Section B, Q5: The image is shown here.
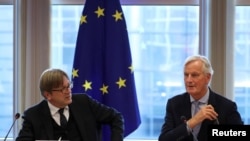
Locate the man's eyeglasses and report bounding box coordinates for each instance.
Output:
[52,82,73,93]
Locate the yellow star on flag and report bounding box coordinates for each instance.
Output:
[116,77,126,88]
[128,65,134,73]
[100,84,109,94]
[80,15,87,24]
[82,80,92,91]
[112,10,122,22]
[95,6,105,18]
[72,68,79,78]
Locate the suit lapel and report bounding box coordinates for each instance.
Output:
[40,100,54,139]
[181,93,192,120]
[69,101,87,141]
[207,90,217,110]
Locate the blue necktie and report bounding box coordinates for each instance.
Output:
[193,101,201,137]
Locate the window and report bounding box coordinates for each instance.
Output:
[234,5,250,124]
[0,4,13,138]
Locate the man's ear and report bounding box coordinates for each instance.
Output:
[206,73,211,80]
[206,73,212,85]
[43,91,51,100]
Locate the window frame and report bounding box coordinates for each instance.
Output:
[51,0,199,5]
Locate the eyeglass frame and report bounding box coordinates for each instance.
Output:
[51,82,73,93]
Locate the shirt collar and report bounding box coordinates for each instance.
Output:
[190,89,209,104]
[47,101,69,116]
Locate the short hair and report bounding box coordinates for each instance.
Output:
[39,68,69,96]
[184,55,214,75]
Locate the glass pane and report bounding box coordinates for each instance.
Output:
[0,5,14,138]
[235,6,250,124]
[51,5,199,139]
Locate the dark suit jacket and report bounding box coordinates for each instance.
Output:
[16,94,124,141]
[158,88,243,141]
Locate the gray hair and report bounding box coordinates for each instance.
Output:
[184,55,214,75]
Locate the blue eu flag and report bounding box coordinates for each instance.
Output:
[71,0,141,140]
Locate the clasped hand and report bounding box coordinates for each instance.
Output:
[187,104,218,129]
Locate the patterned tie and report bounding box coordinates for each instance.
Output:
[192,101,201,137]
[58,108,67,128]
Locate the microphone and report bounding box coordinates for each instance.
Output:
[214,118,219,124]
[210,104,219,125]
[181,116,186,122]
[181,116,199,141]
[4,113,21,141]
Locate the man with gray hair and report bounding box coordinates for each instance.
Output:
[159,55,243,141]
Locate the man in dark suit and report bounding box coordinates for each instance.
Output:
[16,68,124,141]
[158,55,243,141]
